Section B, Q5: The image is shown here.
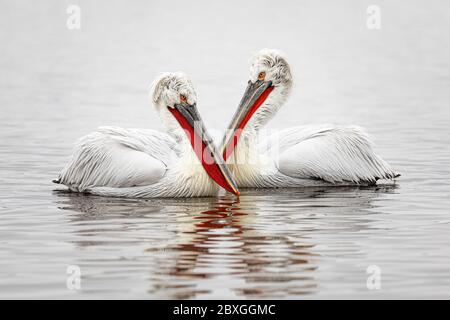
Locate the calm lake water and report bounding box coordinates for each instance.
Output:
[1,0,450,299]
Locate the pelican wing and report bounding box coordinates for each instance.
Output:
[269,125,398,184]
[56,126,178,191]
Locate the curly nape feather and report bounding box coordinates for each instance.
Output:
[250,49,292,87]
[150,72,197,107]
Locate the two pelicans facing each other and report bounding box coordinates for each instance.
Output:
[54,49,399,198]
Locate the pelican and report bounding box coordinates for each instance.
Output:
[54,72,239,198]
[220,49,399,188]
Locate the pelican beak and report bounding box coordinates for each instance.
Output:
[220,80,274,160]
[168,103,240,196]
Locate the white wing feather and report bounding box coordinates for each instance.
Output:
[270,125,399,184]
[56,126,178,191]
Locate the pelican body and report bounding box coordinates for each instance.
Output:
[55,73,239,198]
[220,49,399,188]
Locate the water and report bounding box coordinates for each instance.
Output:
[1,0,450,299]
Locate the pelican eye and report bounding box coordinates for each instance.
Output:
[180,94,187,103]
[258,72,266,81]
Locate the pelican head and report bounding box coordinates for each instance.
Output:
[221,49,293,160]
[151,72,240,196]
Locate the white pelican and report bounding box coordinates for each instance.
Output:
[220,49,399,188]
[54,72,239,198]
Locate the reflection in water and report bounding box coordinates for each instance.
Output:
[53,185,396,299]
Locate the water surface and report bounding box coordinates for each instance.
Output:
[1,0,450,299]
